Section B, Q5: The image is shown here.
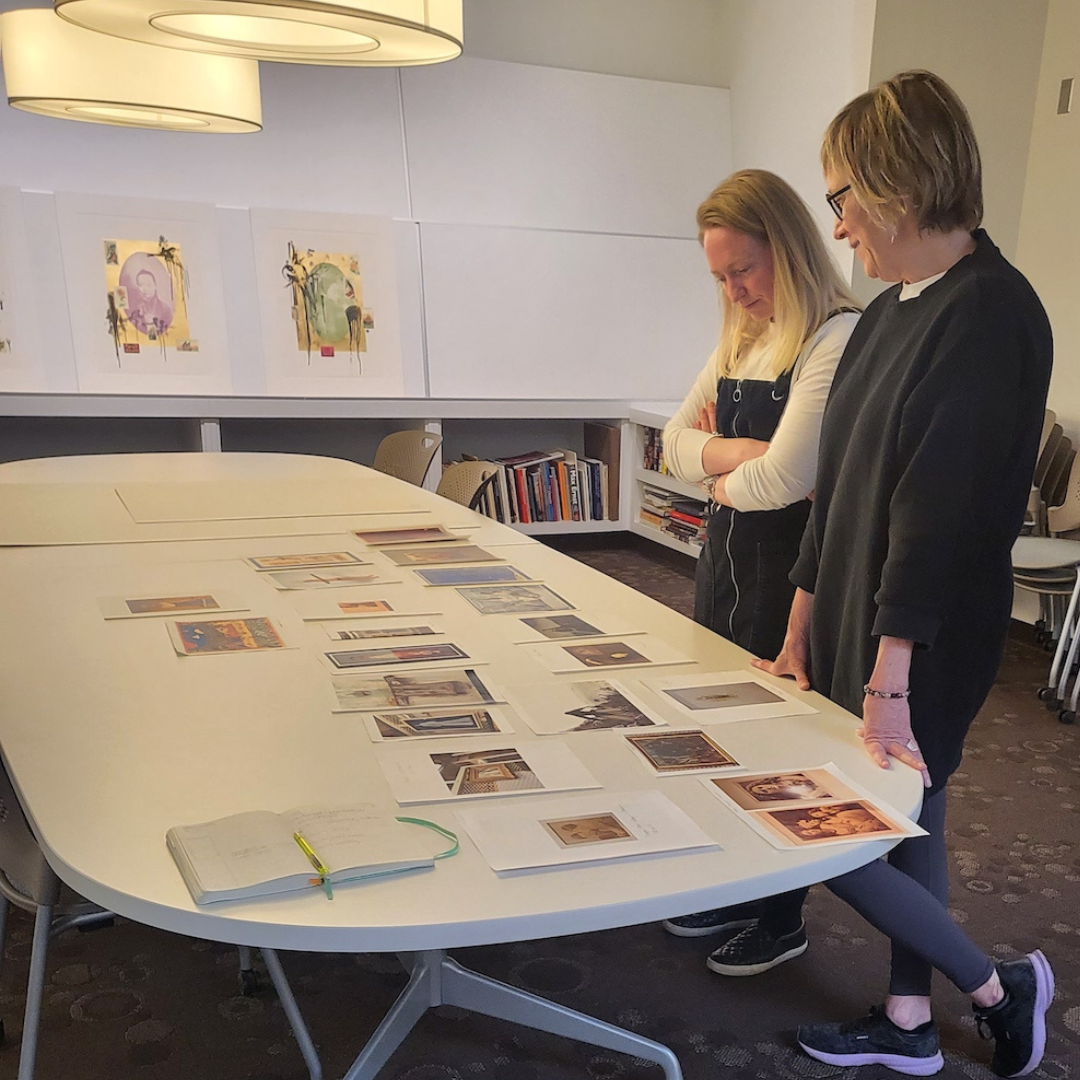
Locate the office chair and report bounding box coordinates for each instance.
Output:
[435,460,500,514]
[372,430,442,487]
[0,761,322,1080]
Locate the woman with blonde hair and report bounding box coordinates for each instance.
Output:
[757,71,1053,1076]
[660,169,860,974]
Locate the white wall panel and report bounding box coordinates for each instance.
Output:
[402,58,731,237]
[422,223,717,400]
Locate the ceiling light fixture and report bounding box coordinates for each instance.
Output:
[54,1,463,66]
[0,9,262,133]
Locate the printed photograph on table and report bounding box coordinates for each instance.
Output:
[296,596,441,622]
[355,525,462,546]
[245,551,368,571]
[624,730,741,774]
[98,591,247,620]
[710,767,863,811]
[381,545,502,567]
[510,613,643,643]
[455,584,574,615]
[512,679,667,735]
[756,801,911,847]
[524,636,694,674]
[324,642,471,671]
[644,670,818,723]
[322,623,443,642]
[330,668,500,713]
[414,565,532,588]
[364,707,512,741]
[268,568,391,590]
[167,616,290,656]
[542,813,634,848]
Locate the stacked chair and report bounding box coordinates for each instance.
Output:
[372,430,443,487]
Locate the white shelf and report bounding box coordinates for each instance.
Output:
[516,519,624,536]
[631,520,702,559]
[635,468,707,503]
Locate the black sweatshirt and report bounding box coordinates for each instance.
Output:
[791,231,1052,793]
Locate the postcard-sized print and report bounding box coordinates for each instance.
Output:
[455,584,575,616]
[296,596,441,622]
[322,623,442,642]
[709,767,863,812]
[753,801,912,848]
[542,813,633,848]
[324,642,471,671]
[355,525,461,546]
[268,568,393,590]
[98,590,247,620]
[167,616,291,657]
[523,636,694,674]
[382,544,503,567]
[376,739,600,806]
[414,565,533,588]
[624,730,742,775]
[454,789,718,873]
[245,551,368,572]
[363,706,513,742]
[643,670,818,724]
[330,668,502,713]
[510,613,643,644]
[512,679,668,735]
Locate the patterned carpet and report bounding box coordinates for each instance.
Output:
[2,538,1077,1080]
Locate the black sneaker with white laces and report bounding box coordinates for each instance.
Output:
[661,900,762,938]
[705,921,808,976]
[973,950,1054,1077]
[797,1005,944,1076]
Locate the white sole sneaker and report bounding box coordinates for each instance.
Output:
[706,937,808,976]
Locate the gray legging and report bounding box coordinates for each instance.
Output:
[826,789,995,997]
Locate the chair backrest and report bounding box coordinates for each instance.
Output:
[0,757,60,909]
[372,430,442,487]
[435,460,498,512]
[1034,423,1063,490]
[1043,436,1074,510]
[1049,446,1080,535]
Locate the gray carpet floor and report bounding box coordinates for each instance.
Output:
[1,540,1077,1080]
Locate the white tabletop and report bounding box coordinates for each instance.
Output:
[0,453,922,953]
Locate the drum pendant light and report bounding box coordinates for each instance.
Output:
[0,9,262,133]
[54,1,463,66]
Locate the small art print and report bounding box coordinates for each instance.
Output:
[128,594,221,614]
[326,624,439,642]
[383,545,501,567]
[332,668,497,712]
[625,730,740,774]
[355,525,460,546]
[542,814,634,848]
[561,641,649,668]
[325,643,469,670]
[757,800,907,847]
[456,584,574,615]
[269,568,386,590]
[338,600,395,616]
[431,748,543,797]
[520,615,606,640]
[246,551,367,571]
[414,565,531,587]
[372,710,501,739]
[709,769,861,812]
[663,680,784,711]
[171,617,286,655]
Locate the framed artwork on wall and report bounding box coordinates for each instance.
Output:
[55,193,233,396]
[250,208,405,397]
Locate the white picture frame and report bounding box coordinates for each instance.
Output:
[0,187,48,391]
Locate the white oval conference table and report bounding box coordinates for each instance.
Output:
[0,452,922,1080]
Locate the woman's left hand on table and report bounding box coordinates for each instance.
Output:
[857,695,932,788]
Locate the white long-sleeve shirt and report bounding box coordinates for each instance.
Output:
[661,312,858,512]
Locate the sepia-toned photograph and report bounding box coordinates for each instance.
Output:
[542,813,634,848]
[710,768,861,811]
[561,641,649,668]
[625,730,740,773]
[662,680,784,711]
[429,748,543,796]
[756,800,907,847]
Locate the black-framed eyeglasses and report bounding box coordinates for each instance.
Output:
[826,184,851,221]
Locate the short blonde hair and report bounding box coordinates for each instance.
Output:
[821,70,982,233]
[697,169,859,380]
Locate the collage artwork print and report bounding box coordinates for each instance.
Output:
[104,237,196,362]
[283,242,374,369]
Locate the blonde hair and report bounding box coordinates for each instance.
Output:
[821,70,982,233]
[697,169,859,380]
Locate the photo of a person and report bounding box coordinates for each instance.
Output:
[767,802,896,842]
[118,254,174,337]
[542,814,633,847]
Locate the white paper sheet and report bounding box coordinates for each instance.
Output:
[376,738,600,805]
[522,635,695,674]
[641,670,818,723]
[456,789,718,872]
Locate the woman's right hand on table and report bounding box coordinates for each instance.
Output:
[751,588,813,691]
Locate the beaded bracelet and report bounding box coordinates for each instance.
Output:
[863,684,911,699]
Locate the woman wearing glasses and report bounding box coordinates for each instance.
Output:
[757,71,1053,1077]
[660,170,859,975]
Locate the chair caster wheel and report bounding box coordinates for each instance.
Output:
[1059,710,1076,725]
[1037,686,1056,703]
[239,968,261,996]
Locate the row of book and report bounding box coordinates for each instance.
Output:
[642,425,669,474]
[460,422,621,526]
[639,484,707,549]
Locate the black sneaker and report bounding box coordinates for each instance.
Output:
[661,901,761,938]
[797,1005,944,1076]
[705,921,808,976]
[973,950,1054,1077]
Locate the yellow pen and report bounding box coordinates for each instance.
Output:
[293,832,330,877]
